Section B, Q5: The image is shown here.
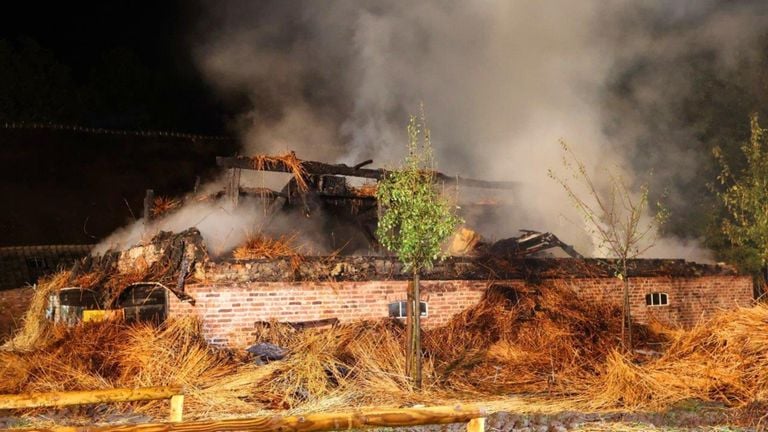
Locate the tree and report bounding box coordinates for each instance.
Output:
[714,114,768,295]
[376,113,463,388]
[548,141,667,351]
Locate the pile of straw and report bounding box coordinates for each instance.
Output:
[233,233,305,272]
[424,281,652,395]
[2,278,635,420]
[584,304,768,411]
[232,233,301,260]
[1,272,71,352]
[7,271,768,424]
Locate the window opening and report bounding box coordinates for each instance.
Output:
[645,292,669,306]
[388,301,428,318]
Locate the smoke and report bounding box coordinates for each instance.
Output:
[93,191,329,256]
[185,0,768,260]
[94,1,768,260]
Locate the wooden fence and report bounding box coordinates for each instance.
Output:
[0,386,184,424]
[1,389,490,432]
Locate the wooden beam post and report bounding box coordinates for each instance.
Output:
[467,417,485,432]
[143,189,154,231]
[169,394,184,422]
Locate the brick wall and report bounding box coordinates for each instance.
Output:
[168,275,753,347]
[551,275,752,328]
[168,280,488,347]
[0,287,34,341]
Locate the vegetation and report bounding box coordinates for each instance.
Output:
[714,115,768,294]
[549,141,667,350]
[376,113,462,388]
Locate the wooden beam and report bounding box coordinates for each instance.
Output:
[168,395,184,423]
[216,156,518,190]
[467,416,485,432]
[25,403,490,432]
[143,189,154,227]
[0,386,182,410]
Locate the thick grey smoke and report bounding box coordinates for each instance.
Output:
[190,0,768,260]
[96,1,767,259]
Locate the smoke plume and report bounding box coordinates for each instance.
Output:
[189,0,768,260]
[96,1,768,260]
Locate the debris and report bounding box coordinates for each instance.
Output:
[246,342,288,365]
[151,196,182,217]
[448,227,482,256]
[485,230,583,258]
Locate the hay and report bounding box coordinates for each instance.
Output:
[583,304,768,411]
[233,233,301,260]
[6,272,768,425]
[1,272,70,352]
[251,151,309,192]
[233,233,305,272]
[151,196,182,217]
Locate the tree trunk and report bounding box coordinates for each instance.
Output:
[405,271,422,389]
[621,261,632,352]
[756,265,768,300]
[624,277,632,351]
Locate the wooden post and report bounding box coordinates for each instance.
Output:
[143,189,154,230]
[413,271,422,388]
[226,166,241,209]
[169,394,184,422]
[467,417,485,432]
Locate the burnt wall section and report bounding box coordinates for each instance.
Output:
[169,275,753,348]
[197,256,740,284]
[0,286,34,341]
[0,245,92,290]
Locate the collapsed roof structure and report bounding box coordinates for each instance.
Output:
[146,151,581,259]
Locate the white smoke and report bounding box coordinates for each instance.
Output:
[98,1,768,260]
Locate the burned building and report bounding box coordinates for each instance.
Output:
[0,153,755,347]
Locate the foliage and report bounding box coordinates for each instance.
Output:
[714,115,768,272]
[376,114,463,273]
[548,140,668,349]
[548,140,668,270]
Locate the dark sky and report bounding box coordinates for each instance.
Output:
[0,1,240,246]
[0,0,226,133]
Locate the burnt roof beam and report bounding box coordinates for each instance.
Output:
[216,156,518,190]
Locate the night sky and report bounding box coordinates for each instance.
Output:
[0,1,235,246]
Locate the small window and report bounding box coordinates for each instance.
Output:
[645,292,669,306]
[388,301,428,318]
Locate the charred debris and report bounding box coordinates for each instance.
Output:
[150,152,579,259]
[45,152,593,324]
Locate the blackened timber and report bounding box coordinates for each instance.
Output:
[216,156,518,190]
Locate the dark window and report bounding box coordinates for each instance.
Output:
[115,283,168,323]
[645,292,669,306]
[388,301,428,318]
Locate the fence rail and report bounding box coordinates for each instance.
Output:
[0,386,184,423]
[4,400,489,432]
